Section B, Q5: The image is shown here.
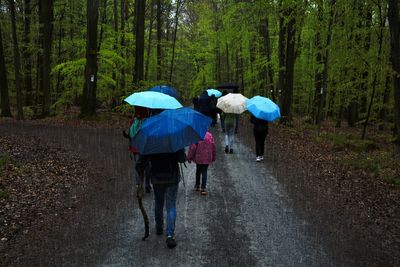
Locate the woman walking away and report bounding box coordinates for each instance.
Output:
[250,114,269,162]
[187,131,216,195]
[221,112,237,153]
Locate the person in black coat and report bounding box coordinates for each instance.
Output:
[197,90,212,118]
[135,149,186,248]
[250,114,269,162]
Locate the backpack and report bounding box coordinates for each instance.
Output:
[128,117,142,153]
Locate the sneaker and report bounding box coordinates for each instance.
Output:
[256,156,261,162]
[200,188,208,195]
[225,146,229,153]
[259,156,264,160]
[156,226,163,235]
[194,185,200,191]
[166,236,177,248]
[229,148,233,154]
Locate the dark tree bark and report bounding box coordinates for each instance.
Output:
[259,16,274,100]
[56,8,66,99]
[38,0,54,117]
[97,0,107,52]
[9,0,24,120]
[313,0,323,123]
[120,0,126,92]
[23,0,33,106]
[145,0,155,81]
[280,7,296,123]
[134,0,146,84]
[0,20,12,117]
[277,6,286,107]
[81,0,99,117]
[226,43,230,82]
[156,0,162,80]
[316,0,335,132]
[169,0,183,82]
[388,0,400,144]
[380,75,391,122]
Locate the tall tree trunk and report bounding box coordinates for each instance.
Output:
[316,0,335,132]
[313,0,323,124]
[134,0,146,84]
[120,0,126,92]
[226,43,230,82]
[81,0,99,117]
[55,8,65,99]
[388,0,400,144]
[145,0,155,81]
[23,0,33,106]
[260,16,274,100]
[156,0,162,80]
[280,8,296,124]
[39,0,54,117]
[380,75,391,122]
[0,20,12,117]
[97,0,107,51]
[169,0,183,82]
[277,9,286,107]
[9,0,24,120]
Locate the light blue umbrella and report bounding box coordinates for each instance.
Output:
[207,88,222,97]
[149,85,179,98]
[246,96,280,121]
[124,91,182,109]
[132,107,212,155]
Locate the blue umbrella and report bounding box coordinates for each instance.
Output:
[132,107,212,155]
[246,96,280,121]
[124,91,182,109]
[149,85,179,98]
[207,88,222,98]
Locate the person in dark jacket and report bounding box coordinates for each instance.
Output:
[197,90,212,118]
[250,114,269,162]
[135,149,186,248]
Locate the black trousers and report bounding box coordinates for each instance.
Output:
[253,130,267,157]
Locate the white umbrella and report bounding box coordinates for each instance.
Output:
[216,93,248,114]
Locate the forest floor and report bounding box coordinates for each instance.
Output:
[1,108,399,265]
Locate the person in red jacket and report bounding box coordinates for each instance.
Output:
[187,131,216,195]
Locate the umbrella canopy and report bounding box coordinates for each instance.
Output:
[149,85,179,98]
[132,107,212,155]
[124,91,182,109]
[246,96,280,121]
[216,93,248,114]
[207,88,222,98]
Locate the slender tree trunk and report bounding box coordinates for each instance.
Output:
[38,0,54,117]
[145,0,155,81]
[81,0,99,117]
[97,0,107,52]
[260,16,274,99]
[9,0,24,119]
[0,20,12,117]
[134,0,146,84]
[277,11,286,106]
[388,0,400,143]
[120,0,126,92]
[313,0,323,124]
[23,0,33,106]
[380,75,391,122]
[56,9,66,99]
[280,8,296,124]
[316,0,335,132]
[169,0,183,82]
[226,43,230,82]
[156,0,162,80]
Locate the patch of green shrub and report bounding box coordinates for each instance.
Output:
[383,176,400,186]
[0,155,10,168]
[345,157,380,173]
[0,189,9,199]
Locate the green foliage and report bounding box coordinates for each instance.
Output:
[319,132,377,152]
[0,189,9,199]
[383,176,400,187]
[0,155,10,168]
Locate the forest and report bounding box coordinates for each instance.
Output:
[0,0,400,143]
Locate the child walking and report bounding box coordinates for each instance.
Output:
[187,131,216,195]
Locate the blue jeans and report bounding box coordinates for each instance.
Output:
[153,183,178,237]
[195,164,209,188]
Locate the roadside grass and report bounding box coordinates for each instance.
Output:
[383,176,400,186]
[0,188,10,199]
[318,132,377,152]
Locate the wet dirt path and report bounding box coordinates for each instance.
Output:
[0,121,357,266]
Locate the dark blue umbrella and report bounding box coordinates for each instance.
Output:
[132,108,212,155]
[149,85,179,98]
